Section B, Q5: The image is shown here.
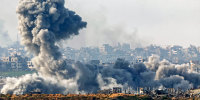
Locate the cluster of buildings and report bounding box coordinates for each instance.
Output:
[62,44,200,64]
[1,43,200,72]
[97,86,200,98]
[0,47,31,71]
[98,87,122,94]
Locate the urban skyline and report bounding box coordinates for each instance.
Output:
[0,0,200,99]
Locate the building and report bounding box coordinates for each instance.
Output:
[1,56,11,70]
[99,44,113,54]
[167,88,176,95]
[1,54,29,71]
[136,56,145,63]
[1,56,11,63]
[113,87,122,93]
[189,60,200,72]
[140,88,144,94]
[89,60,100,65]
[27,61,34,70]
[189,88,200,95]
[98,89,112,94]
[10,54,28,70]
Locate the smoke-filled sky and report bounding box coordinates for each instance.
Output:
[1,0,200,94]
[0,0,200,48]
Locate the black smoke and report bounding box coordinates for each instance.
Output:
[0,0,199,94]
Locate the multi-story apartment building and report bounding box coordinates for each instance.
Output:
[0,54,29,71]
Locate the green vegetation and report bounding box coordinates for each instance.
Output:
[0,71,36,77]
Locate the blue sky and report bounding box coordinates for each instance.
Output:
[0,0,200,48]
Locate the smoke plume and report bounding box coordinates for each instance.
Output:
[73,57,198,92]
[0,0,200,94]
[1,0,87,94]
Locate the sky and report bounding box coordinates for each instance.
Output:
[0,0,200,48]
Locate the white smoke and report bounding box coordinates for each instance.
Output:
[97,74,123,90]
[0,0,199,94]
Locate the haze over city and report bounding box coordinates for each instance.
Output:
[0,0,200,99]
[0,0,200,48]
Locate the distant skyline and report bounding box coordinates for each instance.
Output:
[0,0,200,48]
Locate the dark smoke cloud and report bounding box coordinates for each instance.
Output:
[1,0,86,94]
[155,63,200,89]
[0,0,199,94]
[159,75,192,91]
[1,53,199,94]
[73,56,197,92]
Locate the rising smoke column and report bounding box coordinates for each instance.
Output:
[1,0,200,95]
[17,0,87,76]
[0,0,86,94]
